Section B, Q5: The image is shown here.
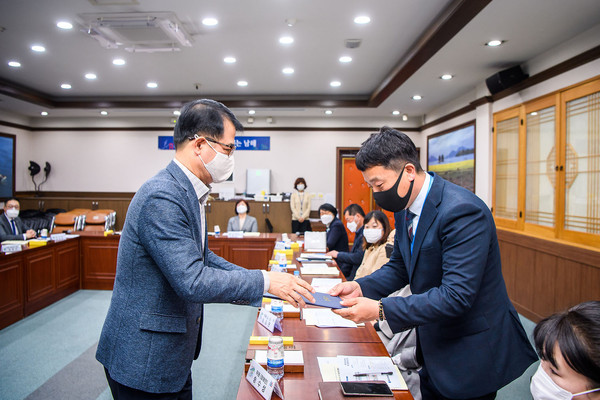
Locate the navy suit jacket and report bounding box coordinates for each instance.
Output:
[356,173,537,398]
[96,161,264,393]
[326,217,349,253]
[336,226,364,280]
[0,214,29,241]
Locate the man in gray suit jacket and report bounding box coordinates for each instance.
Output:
[96,99,314,399]
[0,198,36,241]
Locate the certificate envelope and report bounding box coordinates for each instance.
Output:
[264,292,344,309]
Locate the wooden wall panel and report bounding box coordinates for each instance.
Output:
[25,249,54,304]
[0,257,24,329]
[499,242,517,299]
[229,246,272,270]
[55,240,80,290]
[81,237,119,290]
[532,252,557,318]
[513,247,536,314]
[554,259,584,312]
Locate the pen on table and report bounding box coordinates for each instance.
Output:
[353,371,394,377]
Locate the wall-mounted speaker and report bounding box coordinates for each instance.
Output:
[486,65,528,95]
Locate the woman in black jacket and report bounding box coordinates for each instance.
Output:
[318,203,349,253]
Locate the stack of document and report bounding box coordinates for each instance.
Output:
[317,355,407,390]
[300,263,338,275]
[303,308,362,328]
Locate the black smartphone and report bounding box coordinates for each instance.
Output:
[340,381,394,396]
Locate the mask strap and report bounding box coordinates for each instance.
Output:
[573,388,600,397]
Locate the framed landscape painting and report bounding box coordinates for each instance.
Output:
[0,133,16,199]
[427,122,475,192]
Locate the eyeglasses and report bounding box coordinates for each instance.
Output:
[191,135,236,156]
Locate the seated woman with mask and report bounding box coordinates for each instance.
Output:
[318,203,348,253]
[530,300,600,400]
[353,210,395,280]
[227,200,258,232]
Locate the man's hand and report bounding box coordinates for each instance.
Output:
[268,272,315,308]
[329,281,362,300]
[326,250,339,258]
[332,297,379,324]
[25,229,36,239]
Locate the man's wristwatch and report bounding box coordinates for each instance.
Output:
[378,300,386,321]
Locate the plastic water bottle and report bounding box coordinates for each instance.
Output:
[267,336,284,380]
[214,225,220,237]
[271,299,284,328]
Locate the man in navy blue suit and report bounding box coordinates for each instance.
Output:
[332,127,537,400]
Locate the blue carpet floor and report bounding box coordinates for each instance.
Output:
[0,290,538,399]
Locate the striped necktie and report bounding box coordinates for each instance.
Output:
[406,211,416,242]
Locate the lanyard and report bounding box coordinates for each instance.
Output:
[410,174,434,254]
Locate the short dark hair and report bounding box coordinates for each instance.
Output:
[173,99,243,149]
[294,177,307,189]
[534,301,600,389]
[318,203,337,217]
[356,126,422,173]
[362,210,391,249]
[343,204,365,218]
[234,200,249,215]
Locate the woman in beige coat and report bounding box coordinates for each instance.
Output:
[290,177,311,234]
[353,210,395,280]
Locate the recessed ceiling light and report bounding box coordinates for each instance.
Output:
[100,110,108,116]
[339,56,352,63]
[85,73,97,80]
[112,58,126,66]
[40,111,48,116]
[325,110,333,115]
[392,110,400,115]
[412,95,422,100]
[31,45,46,53]
[530,111,538,116]
[173,110,181,116]
[486,39,504,47]
[224,56,236,64]
[237,80,248,87]
[8,61,21,67]
[146,82,158,88]
[354,16,371,24]
[202,18,218,26]
[279,36,294,45]
[330,81,341,87]
[61,83,71,89]
[402,114,408,121]
[56,21,73,30]
[282,67,294,75]
[440,74,453,80]
[248,110,256,115]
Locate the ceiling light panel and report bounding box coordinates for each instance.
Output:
[354,16,371,24]
[224,56,236,64]
[8,61,21,67]
[56,21,73,30]
[31,45,45,52]
[279,36,294,45]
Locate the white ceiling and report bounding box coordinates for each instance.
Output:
[0,0,599,125]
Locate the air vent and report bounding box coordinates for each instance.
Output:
[78,12,192,52]
[345,39,362,49]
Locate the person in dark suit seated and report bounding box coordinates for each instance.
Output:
[0,198,36,241]
[227,200,258,232]
[96,99,315,400]
[331,127,537,400]
[318,203,349,253]
[327,203,365,280]
[530,301,600,400]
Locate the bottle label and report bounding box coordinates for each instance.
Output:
[267,358,284,368]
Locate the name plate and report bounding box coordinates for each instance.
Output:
[257,308,282,333]
[50,233,67,242]
[246,359,284,400]
[1,244,22,253]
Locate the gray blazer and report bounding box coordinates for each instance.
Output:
[96,161,264,393]
[227,215,258,232]
[0,214,29,241]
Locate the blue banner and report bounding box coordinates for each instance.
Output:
[159,136,270,151]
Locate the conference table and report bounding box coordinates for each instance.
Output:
[236,242,414,400]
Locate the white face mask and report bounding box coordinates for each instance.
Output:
[346,220,358,233]
[6,209,19,219]
[320,214,334,225]
[530,364,600,400]
[198,138,234,183]
[237,205,248,214]
[296,184,305,191]
[363,228,383,244]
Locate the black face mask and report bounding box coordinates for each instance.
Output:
[373,166,414,212]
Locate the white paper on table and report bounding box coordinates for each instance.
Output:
[302,309,363,328]
[254,350,304,365]
[310,278,342,292]
[300,253,331,260]
[317,357,341,382]
[300,265,339,275]
[336,355,407,390]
